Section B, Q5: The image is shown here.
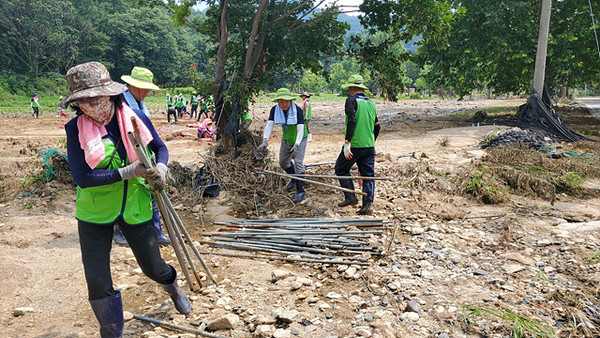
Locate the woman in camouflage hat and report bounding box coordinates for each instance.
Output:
[62,62,190,337]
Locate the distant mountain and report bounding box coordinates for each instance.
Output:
[338,13,364,36]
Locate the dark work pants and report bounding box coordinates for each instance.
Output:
[79,218,175,300]
[167,108,177,123]
[334,147,375,204]
[32,107,39,119]
[191,105,198,118]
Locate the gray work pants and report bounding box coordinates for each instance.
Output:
[279,137,307,174]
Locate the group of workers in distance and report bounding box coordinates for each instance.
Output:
[58,59,379,337]
[166,92,212,124]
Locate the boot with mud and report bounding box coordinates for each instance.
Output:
[89,291,124,338]
[161,268,191,315]
[356,201,373,215]
[293,180,306,203]
[338,193,358,207]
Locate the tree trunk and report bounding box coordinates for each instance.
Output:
[214,0,231,147]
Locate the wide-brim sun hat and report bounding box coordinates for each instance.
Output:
[341,74,369,90]
[300,92,311,98]
[60,62,127,107]
[121,66,160,90]
[272,88,296,102]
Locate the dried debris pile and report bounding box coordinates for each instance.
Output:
[201,218,387,266]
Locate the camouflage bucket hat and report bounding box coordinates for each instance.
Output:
[60,62,127,107]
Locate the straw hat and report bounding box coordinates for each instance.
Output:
[121,67,160,90]
[60,62,127,107]
[300,92,311,98]
[272,88,296,102]
[341,74,369,90]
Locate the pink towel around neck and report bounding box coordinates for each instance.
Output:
[77,104,153,168]
[117,104,153,164]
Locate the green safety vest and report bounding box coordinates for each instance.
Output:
[75,138,153,225]
[281,105,308,146]
[345,97,376,148]
[32,99,39,108]
[175,98,184,108]
[167,96,173,106]
[303,100,312,121]
[191,95,198,105]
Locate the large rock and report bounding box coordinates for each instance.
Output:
[206,314,240,331]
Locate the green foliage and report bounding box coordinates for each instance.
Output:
[411,0,600,96]
[462,165,508,204]
[585,251,600,264]
[348,30,408,100]
[408,92,422,99]
[461,305,555,338]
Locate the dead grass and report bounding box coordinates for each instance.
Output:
[481,142,600,201]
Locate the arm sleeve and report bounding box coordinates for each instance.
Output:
[295,124,304,145]
[294,104,305,145]
[374,116,381,141]
[263,120,274,139]
[139,113,168,165]
[344,97,357,142]
[65,119,122,189]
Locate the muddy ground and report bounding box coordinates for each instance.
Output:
[1,97,599,337]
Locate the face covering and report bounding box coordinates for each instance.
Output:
[77,96,115,126]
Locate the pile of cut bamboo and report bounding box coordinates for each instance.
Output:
[200,218,386,266]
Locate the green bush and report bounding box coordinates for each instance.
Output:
[409,92,422,99]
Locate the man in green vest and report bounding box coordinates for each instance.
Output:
[190,92,199,119]
[335,74,380,215]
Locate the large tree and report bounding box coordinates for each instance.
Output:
[358,0,600,98]
[0,0,75,77]
[168,0,349,141]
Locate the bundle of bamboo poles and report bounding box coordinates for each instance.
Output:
[200,218,386,266]
[129,117,217,291]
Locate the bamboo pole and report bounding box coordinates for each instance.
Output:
[133,314,227,338]
[289,173,395,181]
[129,118,217,286]
[128,132,194,290]
[199,251,370,266]
[258,170,367,196]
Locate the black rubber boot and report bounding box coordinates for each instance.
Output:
[356,201,374,215]
[338,193,358,207]
[283,166,296,191]
[162,269,191,315]
[293,180,306,203]
[89,291,124,338]
[337,179,358,207]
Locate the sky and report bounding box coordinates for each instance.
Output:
[321,0,363,16]
[193,1,364,16]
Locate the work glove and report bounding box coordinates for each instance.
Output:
[343,142,353,160]
[290,143,299,158]
[256,138,268,152]
[118,161,144,180]
[149,163,168,191]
